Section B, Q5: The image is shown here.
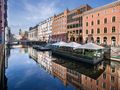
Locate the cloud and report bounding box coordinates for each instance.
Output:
[8,0,61,34]
[24,1,59,21]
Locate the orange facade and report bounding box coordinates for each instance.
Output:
[83,1,120,46]
[52,10,68,42]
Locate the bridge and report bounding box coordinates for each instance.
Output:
[6,40,29,45]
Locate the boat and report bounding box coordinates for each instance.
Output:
[51,42,105,65]
[33,45,51,51]
[37,46,51,51]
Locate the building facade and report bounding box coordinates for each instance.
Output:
[67,5,92,43]
[38,17,53,42]
[5,26,11,44]
[52,10,68,42]
[83,1,120,46]
[28,25,38,41]
[0,0,8,44]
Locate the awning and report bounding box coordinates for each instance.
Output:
[52,41,68,47]
[75,43,104,50]
[66,42,81,48]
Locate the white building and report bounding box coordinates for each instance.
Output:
[28,25,38,41]
[38,17,53,42]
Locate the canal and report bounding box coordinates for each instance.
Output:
[5,45,120,90]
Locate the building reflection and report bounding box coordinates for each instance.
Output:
[19,45,28,54]
[0,45,9,90]
[28,47,120,90]
[5,45,11,69]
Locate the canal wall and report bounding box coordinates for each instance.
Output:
[110,47,120,61]
[0,45,7,90]
[111,47,120,56]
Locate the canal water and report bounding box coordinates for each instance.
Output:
[5,46,120,90]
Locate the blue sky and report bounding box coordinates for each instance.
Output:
[8,0,116,34]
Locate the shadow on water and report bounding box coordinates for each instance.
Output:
[3,45,120,90]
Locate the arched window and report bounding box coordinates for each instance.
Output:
[112,16,115,22]
[103,37,107,45]
[97,28,100,34]
[111,36,116,46]
[97,37,100,44]
[91,21,94,26]
[97,20,100,25]
[70,36,75,42]
[104,27,107,33]
[86,22,88,26]
[91,29,94,34]
[104,18,107,24]
[86,29,88,34]
[112,26,116,33]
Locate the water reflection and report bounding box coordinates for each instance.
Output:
[6,46,120,90]
[28,47,120,90]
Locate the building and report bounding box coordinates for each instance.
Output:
[38,17,53,42]
[0,0,8,44]
[5,26,11,44]
[83,1,120,46]
[81,62,120,90]
[52,60,67,86]
[52,9,68,42]
[67,5,92,43]
[28,25,38,41]
[37,51,53,74]
[19,29,28,40]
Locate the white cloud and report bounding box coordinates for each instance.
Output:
[24,1,59,21]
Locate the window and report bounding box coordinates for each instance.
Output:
[97,20,100,25]
[111,36,116,46]
[91,29,94,34]
[111,67,115,73]
[86,16,88,19]
[103,37,107,45]
[73,24,75,28]
[111,76,115,83]
[70,25,72,28]
[98,13,100,16]
[67,25,69,29]
[97,28,100,34]
[96,80,99,85]
[92,15,93,18]
[86,30,88,34]
[76,24,79,27]
[76,30,78,34]
[111,86,115,90]
[79,29,82,33]
[112,26,115,33]
[103,73,106,79]
[86,22,88,26]
[91,21,94,26]
[104,18,107,24]
[102,82,106,89]
[97,37,100,44]
[112,16,115,22]
[104,27,107,33]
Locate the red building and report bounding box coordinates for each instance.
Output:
[83,1,120,46]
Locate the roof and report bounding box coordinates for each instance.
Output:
[52,41,68,47]
[66,42,81,48]
[75,43,104,50]
[83,0,120,15]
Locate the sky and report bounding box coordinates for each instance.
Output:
[8,0,116,35]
